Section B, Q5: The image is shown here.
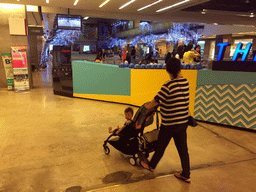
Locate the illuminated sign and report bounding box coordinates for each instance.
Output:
[217,42,256,61]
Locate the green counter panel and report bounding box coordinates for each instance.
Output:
[72,61,131,96]
[197,70,256,85]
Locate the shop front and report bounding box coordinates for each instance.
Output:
[72,58,256,131]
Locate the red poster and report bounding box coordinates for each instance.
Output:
[11,45,28,75]
[11,51,27,68]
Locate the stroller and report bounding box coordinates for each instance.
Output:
[103,103,160,166]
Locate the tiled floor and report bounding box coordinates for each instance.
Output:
[0,69,256,192]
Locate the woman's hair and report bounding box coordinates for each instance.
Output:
[194,45,201,55]
[195,45,201,50]
[185,43,193,52]
[177,45,184,59]
[165,52,172,63]
[166,57,181,79]
[125,107,133,115]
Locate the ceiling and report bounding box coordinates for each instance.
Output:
[2,0,256,25]
[182,0,256,13]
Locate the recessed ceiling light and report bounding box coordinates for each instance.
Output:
[137,0,162,11]
[119,0,135,10]
[156,0,189,12]
[46,0,49,3]
[74,0,79,5]
[99,0,110,8]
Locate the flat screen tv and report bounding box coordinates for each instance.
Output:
[57,14,82,30]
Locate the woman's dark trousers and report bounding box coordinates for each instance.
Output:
[148,123,190,178]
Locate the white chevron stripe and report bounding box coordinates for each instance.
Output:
[196,86,212,92]
[195,101,256,115]
[195,94,256,108]
[197,87,256,99]
[229,84,256,93]
[196,87,256,100]
[195,112,256,128]
[197,84,228,92]
[195,107,256,121]
[197,88,256,100]
[216,84,229,90]
[197,84,256,93]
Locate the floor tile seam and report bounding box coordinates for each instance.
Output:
[0,161,74,173]
[81,157,256,192]
[190,157,256,171]
[197,122,256,155]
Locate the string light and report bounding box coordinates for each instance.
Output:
[40,29,81,66]
[107,23,203,54]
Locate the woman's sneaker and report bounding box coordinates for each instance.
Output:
[174,173,191,183]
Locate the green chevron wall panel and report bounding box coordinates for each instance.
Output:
[194,84,256,130]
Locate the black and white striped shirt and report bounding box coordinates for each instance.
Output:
[154,77,189,126]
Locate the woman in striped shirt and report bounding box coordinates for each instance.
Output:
[141,57,191,183]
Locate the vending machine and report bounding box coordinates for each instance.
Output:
[52,46,73,97]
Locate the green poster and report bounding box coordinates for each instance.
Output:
[1,53,14,90]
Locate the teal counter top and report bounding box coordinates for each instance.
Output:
[197,70,256,85]
[72,60,131,96]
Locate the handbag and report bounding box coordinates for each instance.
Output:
[188,115,198,127]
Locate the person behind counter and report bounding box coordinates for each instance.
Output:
[193,45,201,63]
[94,55,103,63]
[131,46,136,63]
[176,45,185,62]
[165,52,172,63]
[124,53,131,64]
[138,52,153,64]
[183,43,201,64]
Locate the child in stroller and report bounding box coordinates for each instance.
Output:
[103,103,159,166]
[108,107,134,137]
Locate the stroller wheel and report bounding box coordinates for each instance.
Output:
[129,157,136,166]
[104,146,110,155]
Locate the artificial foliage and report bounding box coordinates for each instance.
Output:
[40,29,81,66]
[107,22,203,56]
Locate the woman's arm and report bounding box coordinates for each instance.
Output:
[191,49,201,57]
[145,99,159,113]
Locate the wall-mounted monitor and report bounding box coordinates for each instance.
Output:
[83,45,90,52]
[49,44,53,52]
[57,14,82,30]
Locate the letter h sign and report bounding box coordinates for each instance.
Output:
[217,42,256,61]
